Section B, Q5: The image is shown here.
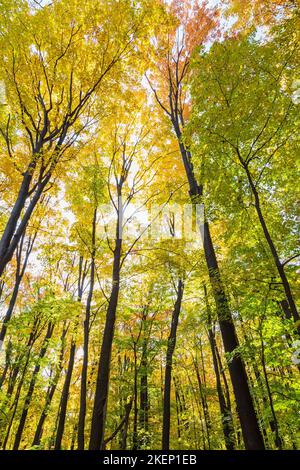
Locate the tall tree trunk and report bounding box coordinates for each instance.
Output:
[32,326,67,447]
[103,399,133,450]
[53,256,86,449]
[139,337,149,434]
[77,208,97,450]
[132,340,141,450]
[0,340,12,389]
[120,401,132,450]
[162,279,184,450]
[259,325,283,449]
[0,232,36,346]
[239,317,280,448]
[1,318,40,449]
[198,336,212,448]
[13,322,54,450]
[193,356,211,449]
[0,170,33,274]
[89,234,122,449]
[0,60,114,277]
[201,214,264,449]
[0,277,21,346]
[151,76,265,447]
[173,376,182,441]
[54,338,76,450]
[0,172,50,277]
[204,285,235,450]
[132,343,139,450]
[242,160,299,329]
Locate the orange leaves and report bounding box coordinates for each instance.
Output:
[169,0,219,55]
[147,1,219,129]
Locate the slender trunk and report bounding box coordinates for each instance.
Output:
[5,320,38,398]
[54,338,76,450]
[53,257,85,449]
[173,376,181,440]
[243,161,299,328]
[120,401,132,450]
[0,172,49,277]
[1,320,40,449]
[2,357,31,449]
[32,373,60,447]
[173,122,264,449]
[193,358,211,449]
[239,318,279,448]
[204,284,235,450]
[13,322,54,450]
[132,343,139,450]
[54,256,86,450]
[246,360,270,448]
[198,336,212,448]
[186,370,201,449]
[139,338,149,433]
[207,329,235,449]
[103,399,133,450]
[162,279,184,450]
[215,342,231,411]
[77,209,97,450]
[0,277,21,345]
[70,422,78,450]
[260,328,283,449]
[89,235,121,449]
[201,217,264,449]
[0,231,35,345]
[32,326,67,447]
[173,375,189,432]
[0,340,12,389]
[0,171,33,273]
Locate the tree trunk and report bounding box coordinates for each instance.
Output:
[204,284,235,450]
[162,279,184,450]
[13,322,54,450]
[132,343,139,450]
[1,319,40,449]
[243,161,299,329]
[171,115,264,449]
[120,401,132,450]
[173,376,181,440]
[32,326,67,447]
[0,171,33,275]
[77,208,97,450]
[139,337,149,435]
[54,338,76,450]
[193,356,211,449]
[0,172,49,277]
[0,232,35,345]
[89,235,121,450]
[0,340,12,389]
[201,216,264,449]
[103,399,133,450]
[53,257,85,449]
[259,326,283,449]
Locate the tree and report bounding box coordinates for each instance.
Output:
[189,34,299,329]
[0,0,298,452]
[0,0,145,277]
[146,0,264,449]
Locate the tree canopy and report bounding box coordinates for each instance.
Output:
[0,0,299,451]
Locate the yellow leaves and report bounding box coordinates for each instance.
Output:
[227,0,300,30]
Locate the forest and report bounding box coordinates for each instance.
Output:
[0,0,299,452]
